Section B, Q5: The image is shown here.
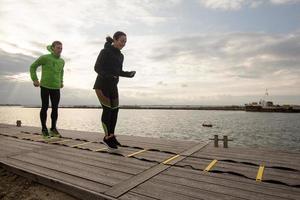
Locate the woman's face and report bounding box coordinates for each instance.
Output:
[113,35,127,50]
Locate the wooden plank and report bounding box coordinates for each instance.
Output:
[0,135,50,147]
[36,149,150,175]
[200,145,300,157]
[197,144,300,160]
[192,150,300,164]
[205,160,300,186]
[132,179,243,200]
[177,157,215,170]
[194,146,300,169]
[0,146,19,157]
[71,141,93,148]
[104,142,209,198]
[0,159,116,200]
[105,163,170,197]
[0,141,54,158]
[163,166,300,199]
[2,124,299,200]
[159,155,300,186]
[49,146,155,169]
[0,142,41,151]
[133,151,174,163]
[119,192,158,200]
[3,124,196,153]
[10,152,131,186]
[1,125,197,154]
[146,173,287,200]
[191,151,300,171]
[263,168,300,186]
[29,142,151,171]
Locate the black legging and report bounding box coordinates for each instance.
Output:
[101,105,119,135]
[95,84,119,136]
[40,86,60,130]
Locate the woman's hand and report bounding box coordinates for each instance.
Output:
[129,71,136,78]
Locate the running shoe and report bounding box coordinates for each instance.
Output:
[42,128,50,139]
[103,136,118,149]
[50,128,62,138]
[111,135,122,146]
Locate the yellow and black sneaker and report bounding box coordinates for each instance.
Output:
[50,128,62,138]
[42,128,50,139]
[103,136,118,149]
[111,135,122,146]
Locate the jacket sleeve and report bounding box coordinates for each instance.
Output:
[94,49,107,74]
[61,61,65,85]
[119,54,135,78]
[119,70,134,77]
[30,56,44,81]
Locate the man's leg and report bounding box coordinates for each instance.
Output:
[49,89,60,133]
[40,86,49,130]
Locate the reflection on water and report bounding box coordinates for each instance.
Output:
[1,106,300,151]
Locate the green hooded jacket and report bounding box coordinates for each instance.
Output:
[30,45,65,89]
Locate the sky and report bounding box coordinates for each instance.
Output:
[0,0,300,106]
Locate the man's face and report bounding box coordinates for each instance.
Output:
[53,44,63,56]
[114,35,127,50]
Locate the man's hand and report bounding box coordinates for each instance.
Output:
[33,80,40,87]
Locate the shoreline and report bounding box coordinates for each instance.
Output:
[2,105,300,112]
[1,104,245,111]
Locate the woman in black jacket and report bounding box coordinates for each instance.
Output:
[94,31,135,149]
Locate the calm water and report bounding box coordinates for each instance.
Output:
[1,106,300,152]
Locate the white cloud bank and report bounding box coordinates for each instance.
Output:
[198,0,300,10]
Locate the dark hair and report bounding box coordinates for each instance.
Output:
[104,31,126,48]
[52,41,62,48]
[113,31,126,40]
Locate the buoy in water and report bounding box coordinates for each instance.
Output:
[202,123,213,127]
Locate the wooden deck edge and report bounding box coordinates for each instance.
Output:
[0,159,118,200]
[104,141,211,198]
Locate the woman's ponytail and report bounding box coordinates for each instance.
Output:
[104,36,113,48]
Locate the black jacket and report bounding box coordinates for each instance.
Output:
[94,45,132,80]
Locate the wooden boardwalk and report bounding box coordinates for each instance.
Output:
[0,123,299,200]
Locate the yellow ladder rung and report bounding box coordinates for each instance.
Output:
[36,137,58,142]
[94,147,108,152]
[22,134,42,139]
[71,141,92,148]
[49,139,72,144]
[127,149,147,157]
[204,159,218,172]
[162,155,180,165]
[256,165,265,182]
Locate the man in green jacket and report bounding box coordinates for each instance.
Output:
[30,41,64,138]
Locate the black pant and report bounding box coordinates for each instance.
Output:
[101,105,119,135]
[40,86,60,130]
[95,79,119,135]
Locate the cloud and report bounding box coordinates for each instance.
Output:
[1,0,299,105]
[198,0,247,10]
[0,78,99,106]
[148,31,300,97]
[0,49,34,75]
[198,0,300,10]
[270,0,300,4]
